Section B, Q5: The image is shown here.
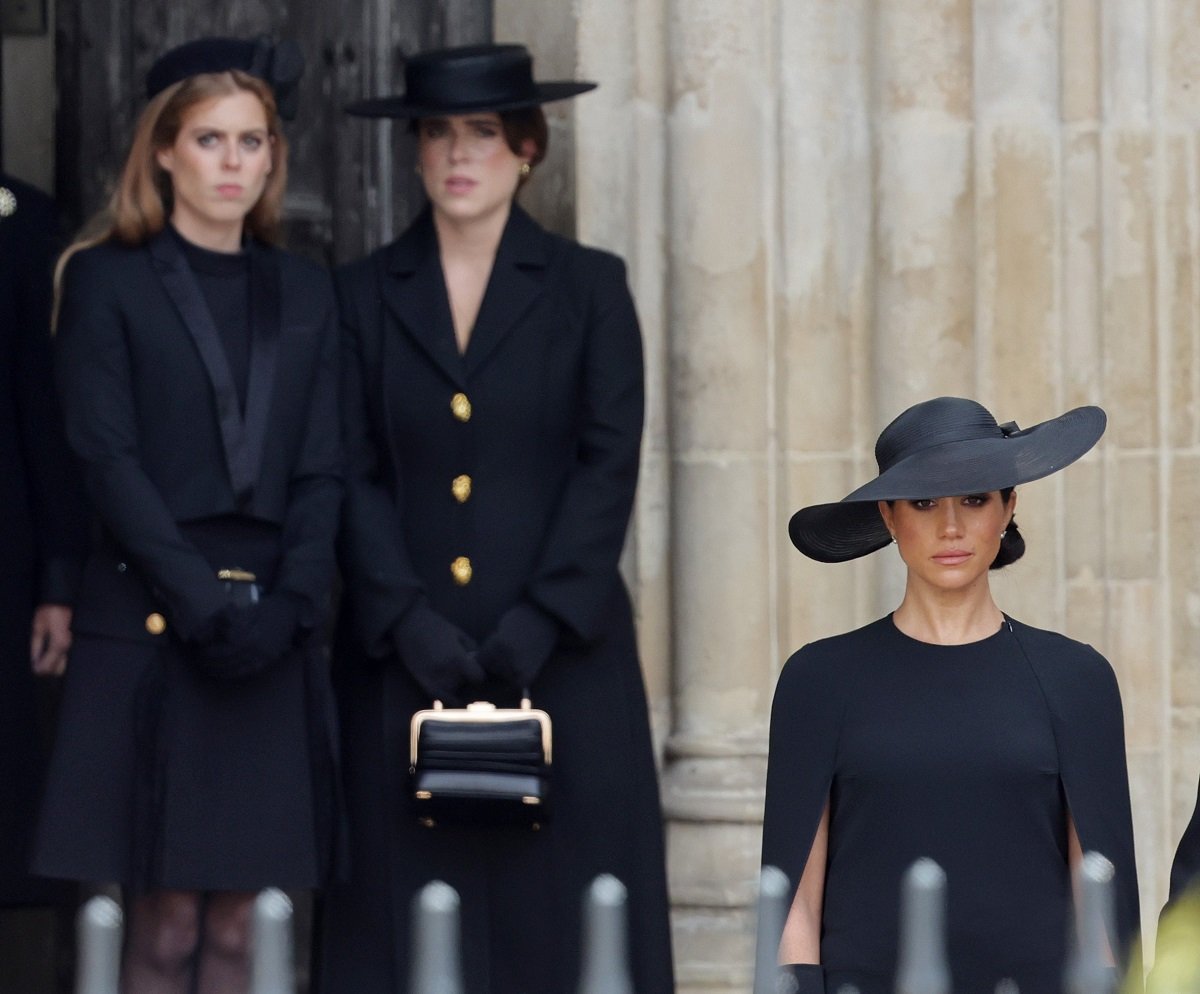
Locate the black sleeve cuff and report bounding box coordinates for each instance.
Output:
[777,964,825,994]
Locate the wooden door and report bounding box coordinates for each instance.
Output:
[54,0,492,265]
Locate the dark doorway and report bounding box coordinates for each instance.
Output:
[54,0,492,264]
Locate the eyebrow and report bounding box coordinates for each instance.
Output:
[185,124,269,135]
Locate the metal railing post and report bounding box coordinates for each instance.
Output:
[895,858,951,994]
[410,881,465,994]
[250,888,295,994]
[1065,852,1118,994]
[752,866,791,994]
[74,895,122,994]
[577,874,634,994]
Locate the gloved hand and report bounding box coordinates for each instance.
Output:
[193,592,304,681]
[477,601,559,692]
[393,600,484,705]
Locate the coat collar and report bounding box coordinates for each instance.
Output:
[378,204,550,384]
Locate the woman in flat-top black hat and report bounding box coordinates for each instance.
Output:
[761,397,1140,994]
[319,43,673,994]
[32,36,343,994]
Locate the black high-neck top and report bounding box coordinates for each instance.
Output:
[169,225,250,411]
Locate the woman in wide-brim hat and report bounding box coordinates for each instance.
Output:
[320,43,674,994]
[32,35,342,994]
[760,397,1140,994]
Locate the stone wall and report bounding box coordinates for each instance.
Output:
[500,1,1200,990]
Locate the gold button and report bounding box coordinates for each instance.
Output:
[450,556,473,586]
[145,613,166,636]
[450,392,472,422]
[451,474,472,503]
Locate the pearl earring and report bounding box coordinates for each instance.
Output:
[1000,530,1008,539]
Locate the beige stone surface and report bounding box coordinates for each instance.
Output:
[515,0,1200,986]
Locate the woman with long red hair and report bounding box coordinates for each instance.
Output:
[33,37,342,994]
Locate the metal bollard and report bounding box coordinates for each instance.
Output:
[410,881,464,994]
[752,866,791,994]
[1065,852,1118,994]
[250,888,295,994]
[895,858,951,994]
[577,874,634,994]
[74,895,122,994]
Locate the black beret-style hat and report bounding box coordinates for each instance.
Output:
[788,396,1107,563]
[145,36,305,120]
[345,43,596,118]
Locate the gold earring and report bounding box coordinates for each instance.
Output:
[519,163,531,177]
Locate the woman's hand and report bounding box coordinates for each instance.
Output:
[393,601,484,705]
[477,602,559,692]
[30,604,73,676]
[192,593,304,681]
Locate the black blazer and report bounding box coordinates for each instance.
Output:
[337,205,644,655]
[55,230,342,642]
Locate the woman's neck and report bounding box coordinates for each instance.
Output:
[432,201,510,261]
[891,581,1005,645]
[169,213,244,253]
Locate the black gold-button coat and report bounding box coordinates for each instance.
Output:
[323,206,674,994]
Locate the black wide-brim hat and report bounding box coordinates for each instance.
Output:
[145,36,305,120]
[789,396,1107,563]
[345,43,596,118]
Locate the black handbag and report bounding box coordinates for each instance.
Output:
[409,697,552,829]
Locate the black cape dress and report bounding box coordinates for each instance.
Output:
[762,615,1139,994]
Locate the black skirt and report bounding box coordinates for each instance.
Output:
[32,520,343,891]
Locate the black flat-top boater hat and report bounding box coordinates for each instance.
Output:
[145,36,306,120]
[789,396,1107,563]
[345,43,596,118]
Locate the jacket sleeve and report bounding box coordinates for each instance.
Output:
[13,190,88,605]
[336,262,425,656]
[272,267,343,627]
[522,251,645,643]
[55,248,228,638]
[761,645,845,919]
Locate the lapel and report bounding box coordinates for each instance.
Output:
[463,205,549,376]
[378,210,465,387]
[148,229,281,506]
[241,240,282,501]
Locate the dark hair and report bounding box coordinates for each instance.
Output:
[500,106,548,174]
[990,487,1024,570]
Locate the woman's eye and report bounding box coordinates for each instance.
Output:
[197,133,218,147]
[963,494,989,506]
[911,499,936,510]
[241,135,263,150]
[421,121,448,139]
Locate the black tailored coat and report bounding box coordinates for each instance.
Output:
[0,174,87,903]
[318,206,674,994]
[33,229,344,890]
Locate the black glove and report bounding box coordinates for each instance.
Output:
[476,601,559,692]
[775,965,825,994]
[193,592,304,681]
[393,601,484,705]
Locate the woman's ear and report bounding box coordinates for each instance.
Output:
[520,138,536,165]
[877,500,895,539]
[155,147,174,174]
[1005,489,1018,528]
